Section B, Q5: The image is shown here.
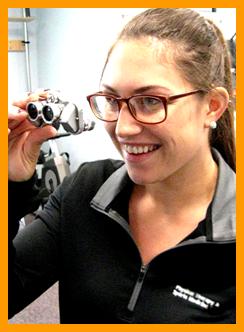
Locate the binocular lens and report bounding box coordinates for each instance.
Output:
[27,103,38,120]
[42,105,54,122]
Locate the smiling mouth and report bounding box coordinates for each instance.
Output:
[124,144,160,155]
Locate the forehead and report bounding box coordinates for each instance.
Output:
[101,38,191,93]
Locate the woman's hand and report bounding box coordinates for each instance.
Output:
[8,91,57,182]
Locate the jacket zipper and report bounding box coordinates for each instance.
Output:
[127,264,149,312]
[91,203,235,314]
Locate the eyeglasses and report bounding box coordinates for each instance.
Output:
[87,89,203,125]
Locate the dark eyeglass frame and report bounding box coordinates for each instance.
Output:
[87,89,204,125]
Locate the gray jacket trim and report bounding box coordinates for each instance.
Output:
[90,149,236,242]
[90,164,128,210]
[211,149,236,241]
[90,165,131,234]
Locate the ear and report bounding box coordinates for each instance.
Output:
[204,87,229,128]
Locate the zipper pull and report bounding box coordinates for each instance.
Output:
[138,264,148,282]
[127,264,149,312]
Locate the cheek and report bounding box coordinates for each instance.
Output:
[166,102,205,138]
[154,115,200,154]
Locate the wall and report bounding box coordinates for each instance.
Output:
[8,8,39,105]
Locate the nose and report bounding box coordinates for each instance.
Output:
[115,103,143,138]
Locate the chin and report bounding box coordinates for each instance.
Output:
[126,168,156,185]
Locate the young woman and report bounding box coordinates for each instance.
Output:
[8,8,235,323]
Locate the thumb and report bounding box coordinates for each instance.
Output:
[29,125,58,147]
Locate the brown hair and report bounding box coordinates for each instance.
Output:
[102,8,236,171]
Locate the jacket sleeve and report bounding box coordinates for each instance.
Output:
[8,174,41,239]
[8,175,61,318]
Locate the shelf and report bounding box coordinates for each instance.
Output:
[8,40,25,52]
[8,16,35,22]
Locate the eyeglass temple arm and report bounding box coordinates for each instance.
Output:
[168,90,204,102]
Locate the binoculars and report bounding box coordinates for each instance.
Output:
[26,91,95,135]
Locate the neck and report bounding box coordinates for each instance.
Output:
[135,149,218,214]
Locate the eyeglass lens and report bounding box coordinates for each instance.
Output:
[90,95,166,123]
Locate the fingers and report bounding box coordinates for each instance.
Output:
[8,110,27,121]
[29,125,57,146]
[8,91,58,182]
[9,89,49,135]
[12,89,49,110]
[8,111,29,132]
[8,110,56,141]
[9,90,58,141]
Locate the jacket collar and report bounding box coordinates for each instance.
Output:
[91,149,236,242]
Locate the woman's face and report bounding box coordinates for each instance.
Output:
[101,38,210,185]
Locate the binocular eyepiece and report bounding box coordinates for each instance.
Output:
[27,92,95,135]
[27,101,66,127]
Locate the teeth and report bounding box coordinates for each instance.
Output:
[138,146,144,154]
[143,146,149,153]
[125,144,157,155]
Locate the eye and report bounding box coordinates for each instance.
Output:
[143,97,161,107]
[139,97,163,112]
[104,96,117,106]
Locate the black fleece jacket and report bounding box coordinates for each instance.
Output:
[8,153,236,324]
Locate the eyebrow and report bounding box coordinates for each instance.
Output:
[101,84,173,95]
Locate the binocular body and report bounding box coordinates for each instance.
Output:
[27,91,95,135]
